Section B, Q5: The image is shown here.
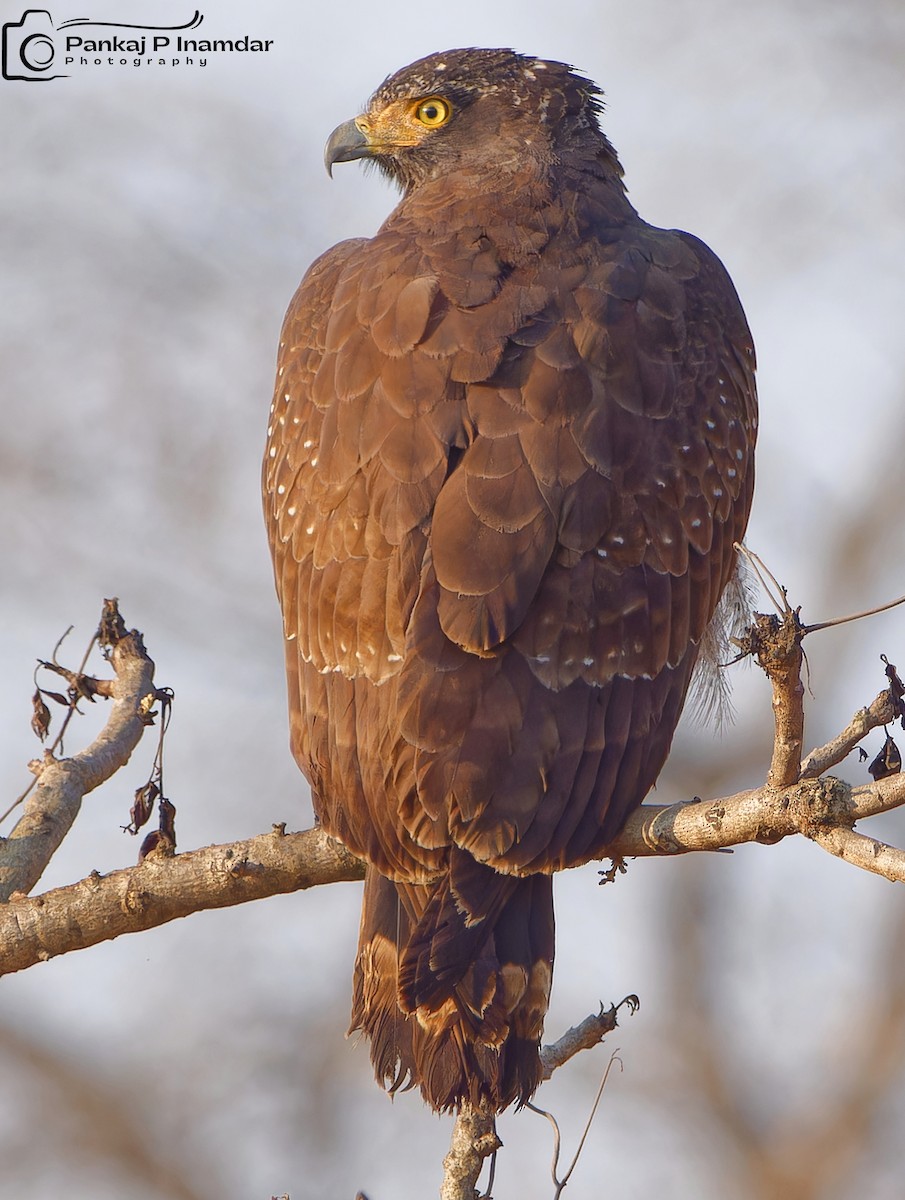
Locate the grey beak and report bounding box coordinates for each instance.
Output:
[324,119,371,177]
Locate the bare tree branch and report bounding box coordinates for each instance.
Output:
[4,596,904,1200]
[6,594,902,984]
[4,773,905,979]
[801,687,901,778]
[0,825,364,977]
[620,773,905,858]
[0,609,158,901]
[438,1004,635,1200]
[440,1103,499,1200]
[539,999,635,1079]
[807,824,905,884]
[737,608,806,790]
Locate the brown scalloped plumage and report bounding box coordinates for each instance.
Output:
[263,47,757,1113]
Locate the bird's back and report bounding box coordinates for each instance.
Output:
[263,46,756,1111]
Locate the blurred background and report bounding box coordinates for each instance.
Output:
[1,0,904,1196]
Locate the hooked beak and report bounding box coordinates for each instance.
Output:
[324,118,371,177]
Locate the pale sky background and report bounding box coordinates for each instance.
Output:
[1,1,904,1197]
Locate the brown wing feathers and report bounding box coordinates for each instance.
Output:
[263,48,756,1113]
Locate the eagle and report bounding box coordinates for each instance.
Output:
[263,47,757,1113]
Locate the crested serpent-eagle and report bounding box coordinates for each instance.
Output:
[263,47,757,1113]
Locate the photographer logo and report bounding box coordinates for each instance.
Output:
[2,9,273,79]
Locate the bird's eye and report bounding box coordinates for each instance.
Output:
[414,96,451,127]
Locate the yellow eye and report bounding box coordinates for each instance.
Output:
[414,96,451,127]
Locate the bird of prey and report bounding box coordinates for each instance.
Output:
[263,47,757,1113]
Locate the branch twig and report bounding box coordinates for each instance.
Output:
[0,603,157,901]
[528,1051,624,1198]
[540,997,637,1079]
[801,687,902,778]
[734,608,806,789]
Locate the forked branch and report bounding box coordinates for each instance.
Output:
[0,601,158,901]
[1,589,903,1200]
[440,1002,636,1200]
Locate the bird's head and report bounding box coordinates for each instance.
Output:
[324,47,613,192]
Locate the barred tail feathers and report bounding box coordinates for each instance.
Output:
[350,858,554,1113]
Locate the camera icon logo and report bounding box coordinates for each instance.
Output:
[2,10,66,81]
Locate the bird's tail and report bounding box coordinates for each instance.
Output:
[350,849,554,1113]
